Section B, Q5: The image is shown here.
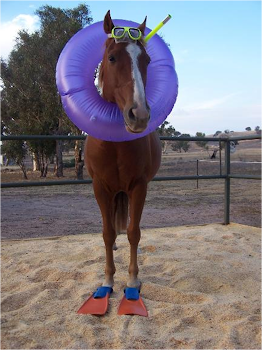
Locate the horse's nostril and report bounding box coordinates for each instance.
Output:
[128,108,136,121]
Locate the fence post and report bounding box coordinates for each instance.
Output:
[196,159,199,189]
[224,139,231,224]
[219,140,222,176]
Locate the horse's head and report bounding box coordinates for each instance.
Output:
[99,10,151,134]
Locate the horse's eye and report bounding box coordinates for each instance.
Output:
[108,55,116,63]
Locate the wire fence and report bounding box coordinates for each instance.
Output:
[1,133,261,225]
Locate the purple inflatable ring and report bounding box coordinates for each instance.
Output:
[56,19,178,142]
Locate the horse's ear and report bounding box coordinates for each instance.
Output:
[138,16,147,36]
[104,10,115,34]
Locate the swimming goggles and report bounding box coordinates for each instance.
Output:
[109,26,142,41]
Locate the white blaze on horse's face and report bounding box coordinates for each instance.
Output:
[124,42,150,133]
[126,43,147,111]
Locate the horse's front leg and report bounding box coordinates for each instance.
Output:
[93,178,116,288]
[127,180,147,289]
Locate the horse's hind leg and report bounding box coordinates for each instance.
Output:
[93,178,116,287]
[127,180,147,289]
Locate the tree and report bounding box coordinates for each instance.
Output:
[1,42,58,176]
[73,127,85,180]
[245,127,251,131]
[75,139,85,180]
[255,126,261,134]
[195,132,209,155]
[157,121,181,154]
[171,134,191,153]
[195,132,208,148]
[2,140,28,179]
[1,4,93,178]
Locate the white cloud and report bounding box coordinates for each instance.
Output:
[166,92,260,135]
[0,14,39,60]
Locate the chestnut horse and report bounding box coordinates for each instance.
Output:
[84,11,161,289]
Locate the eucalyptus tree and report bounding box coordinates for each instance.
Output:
[171,134,191,153]
[1,4,92,178]
[157,121,181,154]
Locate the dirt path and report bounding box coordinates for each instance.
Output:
[1,178,260,240]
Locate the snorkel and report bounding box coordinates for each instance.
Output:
[144,14,172,42]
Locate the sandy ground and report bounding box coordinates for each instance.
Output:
[1,223,261,349]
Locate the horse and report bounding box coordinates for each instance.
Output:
[84,10,162,290]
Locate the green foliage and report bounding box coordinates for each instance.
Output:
[171,134,191,153]
[1,4,92,136]
[157,121,181,153]
[2,140,27,165]
[157,121,181,137]
[2,140,28,178]
[1,4,92,177]
[195,132,209,150]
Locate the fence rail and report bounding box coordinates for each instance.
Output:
[1,133,261,225]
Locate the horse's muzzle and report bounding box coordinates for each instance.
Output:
[124,104,150,134]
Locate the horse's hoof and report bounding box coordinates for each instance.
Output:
[113,243,118,251]
[127,279,141,290]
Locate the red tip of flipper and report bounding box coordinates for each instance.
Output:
[77,294,109,315]
[117,296,148,317]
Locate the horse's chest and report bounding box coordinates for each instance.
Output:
[86,139,150,188]
[84,134,162,193]
[104,147,147,181]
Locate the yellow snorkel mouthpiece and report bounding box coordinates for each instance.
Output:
[144,14,172,42]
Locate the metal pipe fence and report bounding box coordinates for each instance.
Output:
[1,133,261,225]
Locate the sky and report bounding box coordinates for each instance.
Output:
[0,0,261,135]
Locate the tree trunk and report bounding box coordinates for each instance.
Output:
[40,153,49,178]
[32,152,40,171]
[43,163,48,177]
[20,162,28,179]
[55,140,63,177]
[75,140,84,180]
[162,141,168,154]
[4,157,9,166]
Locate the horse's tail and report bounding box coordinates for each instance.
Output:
[114,191,129,235]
